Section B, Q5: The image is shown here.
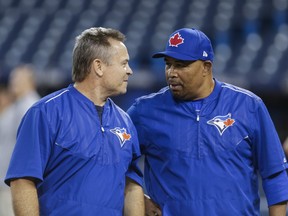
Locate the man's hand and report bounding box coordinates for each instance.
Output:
[144,194,162,216]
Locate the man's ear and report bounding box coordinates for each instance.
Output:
[203,61,212,76]
[92,59,104,77]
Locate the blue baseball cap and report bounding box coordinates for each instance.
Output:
[152,28,214,62]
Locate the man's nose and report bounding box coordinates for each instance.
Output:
[127,64,133,75]
[167,65,178,78]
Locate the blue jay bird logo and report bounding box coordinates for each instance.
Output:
[110,127,131,147]
[207,113,235,136]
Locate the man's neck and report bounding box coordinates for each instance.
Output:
[74,81,107,106]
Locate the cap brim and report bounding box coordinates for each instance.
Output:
[152,51,198,61]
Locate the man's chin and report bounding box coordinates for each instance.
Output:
[170,90,189,101]
[170,91,182,100]
[121,87,127,94]
[111,89,127,97]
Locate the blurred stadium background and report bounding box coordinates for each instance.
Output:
[1,0,287,141]
[0,0,287,214]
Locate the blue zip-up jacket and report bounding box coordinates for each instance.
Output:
[127,79,288,216]
[5,84,143,215]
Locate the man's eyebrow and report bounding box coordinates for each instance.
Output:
[165,60,195,65]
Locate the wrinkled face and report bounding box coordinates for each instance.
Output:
[102,39,132,96]
[165,57,206,100]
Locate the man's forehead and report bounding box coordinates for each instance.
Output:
[164,57,195,64]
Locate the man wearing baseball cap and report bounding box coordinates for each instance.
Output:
[127,28,288,215]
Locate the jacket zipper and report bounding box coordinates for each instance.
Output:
[196,110,200,121]
[196,109,201,158]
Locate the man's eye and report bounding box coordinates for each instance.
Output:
[174,63,187,68]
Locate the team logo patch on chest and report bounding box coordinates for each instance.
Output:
[207,113,235,136]
[110,127,131,147]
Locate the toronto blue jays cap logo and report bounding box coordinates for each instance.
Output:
[152,28,214,61]
[110,127,131,147]
[169,32,184,47]
[207,113,235,136]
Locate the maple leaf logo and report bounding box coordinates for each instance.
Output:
[224,118,235,127]
[169,32,184,47]
[122,132,131,140]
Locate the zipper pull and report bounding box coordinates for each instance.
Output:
[196,110,200,121]
[101,126,105,132]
